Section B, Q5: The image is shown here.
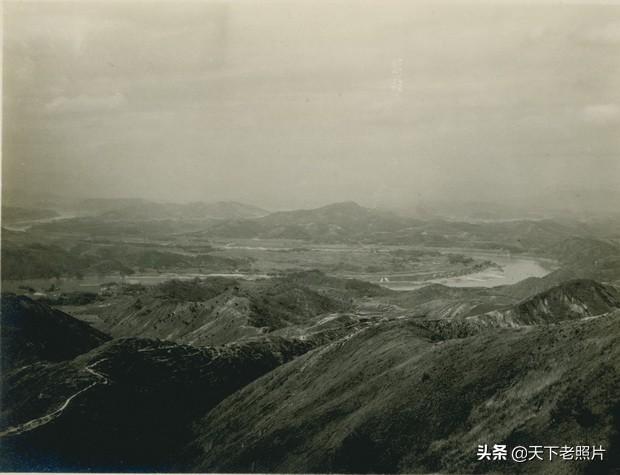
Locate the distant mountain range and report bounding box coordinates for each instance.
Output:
[80,198,269,221]
[208,201,410,241]
[4,199,620,284]
[204,201,600,253]
[1,206,60,224]
[6,187,620,221]
[403,187,620,221]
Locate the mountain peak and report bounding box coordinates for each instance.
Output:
[321,201,364,210]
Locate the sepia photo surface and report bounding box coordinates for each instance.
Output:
[1,0,619,473]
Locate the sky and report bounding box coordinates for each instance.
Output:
[3,0,620,211]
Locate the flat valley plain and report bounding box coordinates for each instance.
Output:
[1,239,550,293]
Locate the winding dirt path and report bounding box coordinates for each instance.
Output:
[0,359,110,438]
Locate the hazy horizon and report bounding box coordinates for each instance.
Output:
[3,0,620,213]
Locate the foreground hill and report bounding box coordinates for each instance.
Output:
[188,310,620,474]
[2,280,619,473]
[0,316,371,471]
[0,295,110,371]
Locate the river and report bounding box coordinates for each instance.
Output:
[2,245,553,294]
[377,251,554,291]
[121,250,554,291]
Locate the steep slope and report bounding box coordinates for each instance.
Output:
[74,276,353,345]
[0,316,370,471]
[386,279,620,324]
[0,295,110,371]
[187,311,620,474]
[472,279,620,326]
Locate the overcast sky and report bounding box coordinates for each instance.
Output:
[3,0,620,210]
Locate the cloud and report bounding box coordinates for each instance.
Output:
[45,92,127,114]
[582,104,620,124]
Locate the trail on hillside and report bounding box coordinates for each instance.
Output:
[0,359,109,438]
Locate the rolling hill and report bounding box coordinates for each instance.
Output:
[202,201,594,252]
[2,276,619,473]
[1,237,245,280]
[187,310,620,474]
[94,199,268,221]
[1,206,60,224]
[547,237,620,266]
[471,279,620,326]
[0,295,371,471]
[208,201,413,241]
[65,274,366,345]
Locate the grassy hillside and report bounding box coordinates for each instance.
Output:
[1,237,246,280]
[0,295,110,371]
[69,275,360,345]
[471,279,620,326]
[188,311,620,474]
[0,307,371,471]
